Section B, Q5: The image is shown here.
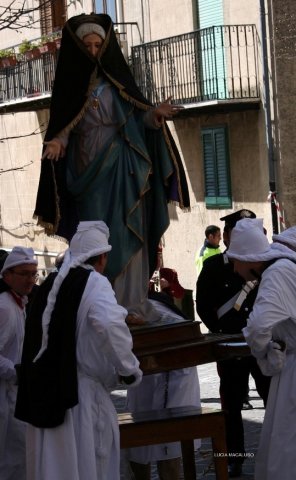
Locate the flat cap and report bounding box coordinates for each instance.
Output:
[220,209,256,229]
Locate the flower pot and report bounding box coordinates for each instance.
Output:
[39,41,57,54]
[24,48,41,60]
[0,56,17,68]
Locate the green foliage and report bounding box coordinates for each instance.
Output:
[18,39,38,54]
[1,31,62,64]
[39,32,61,46]
[39,35,54,46]
[0,48,15,58]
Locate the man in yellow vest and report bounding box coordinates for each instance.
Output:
[195,225,221,276]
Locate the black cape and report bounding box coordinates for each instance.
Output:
[15,267,91,428]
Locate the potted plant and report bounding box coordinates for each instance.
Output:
[51,31,62,50]
[0,48,17,68]
[38,35,57,54]
[18,39,40,60]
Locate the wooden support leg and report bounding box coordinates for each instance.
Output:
[129,461,151,480]
[157,458,181,480]
[211,417,229,480]
[181,440,196,480]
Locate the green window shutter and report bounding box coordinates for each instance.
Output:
[197,0,223,29]
[197,0,227,99]
[202,127,232,208]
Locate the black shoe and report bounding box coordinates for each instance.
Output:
[242,400,253,410]
[228,463,242,478]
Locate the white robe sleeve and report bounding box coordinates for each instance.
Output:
[243,260,296,360]
[84,275,142,383]
[257,341,286,376]
[0,301,17,380]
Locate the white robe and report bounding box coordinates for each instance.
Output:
[243,259,296,480]
[127,299,201,463]
[27,271,142,480]
[0,291,26,480]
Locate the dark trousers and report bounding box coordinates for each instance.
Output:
[217,356,270,465]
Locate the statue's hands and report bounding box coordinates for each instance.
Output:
[125,313,146,326]
[42,138,65,161]
[153,96,184,126]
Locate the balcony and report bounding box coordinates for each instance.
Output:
[131,24,261,112]
[0,23,134,111]
[0,52,58,109]
[0,33,61,111]
[0,24,260,113]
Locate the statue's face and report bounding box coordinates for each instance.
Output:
[82,33,104,58]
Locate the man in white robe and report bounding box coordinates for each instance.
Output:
[0,246,38,480]
[16,221,142,480]
[227,219,296,480]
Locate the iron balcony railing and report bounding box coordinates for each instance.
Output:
[0,24,260,106]
[131,24,260,104]
[0,52,58,103]
[0,22,137,105]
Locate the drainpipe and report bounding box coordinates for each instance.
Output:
[259,0,278,233]
[116,0,124,24]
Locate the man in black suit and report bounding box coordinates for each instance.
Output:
[196,210,270,478]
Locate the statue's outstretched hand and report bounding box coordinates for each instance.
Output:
[42,138,65,161]
[153,96,184,126]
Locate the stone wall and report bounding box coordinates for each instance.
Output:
[0,109,67,274]
[162,108,272,292]
[269,0,296,226]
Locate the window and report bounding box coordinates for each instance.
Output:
[95,0,117,21]
[201,126,232,208]
[40,0,66,36]
[40,0,52,35]
[51,0,67,31]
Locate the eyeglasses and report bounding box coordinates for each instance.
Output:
[10,270,39,280]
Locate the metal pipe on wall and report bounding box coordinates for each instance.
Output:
[259,0,279,233]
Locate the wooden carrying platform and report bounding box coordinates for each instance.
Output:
[131,320,250,375]
[119,406,228,480]
[131,319,203,351]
